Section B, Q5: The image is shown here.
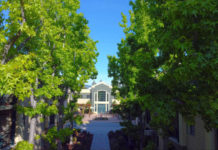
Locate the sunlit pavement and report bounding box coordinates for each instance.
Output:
[75,115,122,150]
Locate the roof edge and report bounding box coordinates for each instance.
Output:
[88,81,112,89]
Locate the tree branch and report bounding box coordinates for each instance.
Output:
[1,32,21,64]
[20,0,26,24]
[17,36,31,52]
[1,0,26,64]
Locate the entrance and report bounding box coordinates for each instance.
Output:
[98,104,106,113]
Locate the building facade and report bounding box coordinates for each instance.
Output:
[77,82,117,114]
[158,114,218,150]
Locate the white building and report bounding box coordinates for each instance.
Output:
[77,82,118,113]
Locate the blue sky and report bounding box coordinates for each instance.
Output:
[78,0,131,85]
[1,0,131,85]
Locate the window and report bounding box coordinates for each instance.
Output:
[98,91,106,101]
[86,95,90,98]
[168,113,179,142]
[80,94,87,99]
[107,93,109,101]
[187,124,195,136]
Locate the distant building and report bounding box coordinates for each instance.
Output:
[77,82,118,113]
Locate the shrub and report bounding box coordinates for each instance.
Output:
[42,127,75,149]
[144,141,155,150]
[14,141,33,150]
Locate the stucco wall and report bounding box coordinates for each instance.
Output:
[158,115,217,150]
[179,115,216,150]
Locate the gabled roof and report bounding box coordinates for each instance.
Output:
[89,81,112,89]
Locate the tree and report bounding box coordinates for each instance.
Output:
[108,0,217,149]
[0,0,98,148]
[131,0,218,130]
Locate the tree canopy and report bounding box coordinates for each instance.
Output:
[108,0,218,136]
[0,0,98,148]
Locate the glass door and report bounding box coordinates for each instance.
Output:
[98,104,106,114]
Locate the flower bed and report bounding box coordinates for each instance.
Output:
[63,130,93,150]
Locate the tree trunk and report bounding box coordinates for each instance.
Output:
[127,112,132,148]
[68,89,74,146]
[57,97,64,150]
[28,90,37,145]
[57,88,68,150]
[10,95,17,145]
[139,112,145,150]
[57,96,65,130]
[28,77,38,145]
[68,89,74,129]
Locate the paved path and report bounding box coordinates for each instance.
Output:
[82,114,121,124]
[76,116,122,150]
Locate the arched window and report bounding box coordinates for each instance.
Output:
[98,91,106,101]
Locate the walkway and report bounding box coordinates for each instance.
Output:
[76,114,122,150]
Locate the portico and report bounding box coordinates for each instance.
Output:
[77,82,118,114]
